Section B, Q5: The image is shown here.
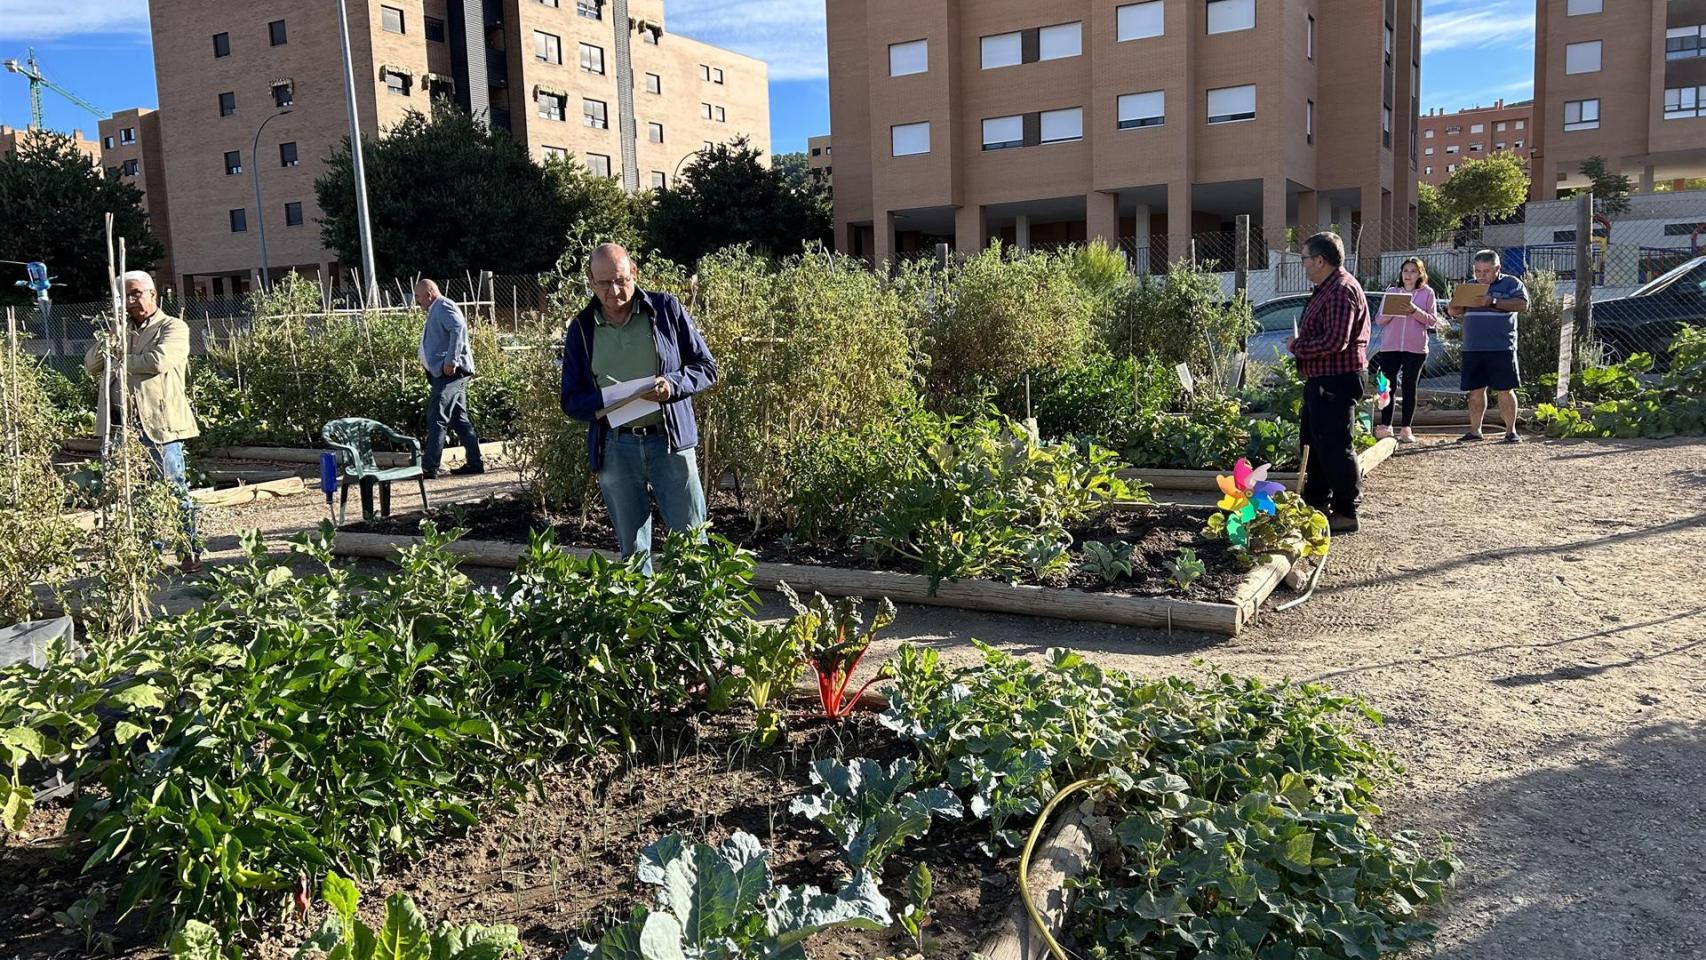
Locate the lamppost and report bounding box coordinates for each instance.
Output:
[672,147,708,186]
[335,0,380,306]
[251,108,292,293]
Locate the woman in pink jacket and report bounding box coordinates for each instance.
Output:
[1374,257,1441,444]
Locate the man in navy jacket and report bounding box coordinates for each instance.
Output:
[561,243,718,570]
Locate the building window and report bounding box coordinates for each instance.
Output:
[385,73,409,96]
[539,0,558,6]
[699,63,711,81]
[641,27,658,44]
[1040,106,1083,143]
[651,170,667,189]
[889,39,928,77]
[1384,22,1393,60]
[1306,15,1314,58]
[645,73,661,94]
[224,150,243,175]
[713,68,724,84]
[1445,125,1460,135]
[1664,85,1704,119]
[1668,26,1704,61]
[981,32,1022,69]
[703,140,715,151]
[1663,221,1706,236]
[1567,0,1602,13]
[230,209,247,232]
[1424,165,1432,176]
[1470,123,1484,134]
[538,91,565,121]
[534,31,562,64]
[121,127,136,144]
[1117,1,1164,41]
[1446,164,1456,173]
[381,5,404,33]
[580,43,605,74]
[1383,107,1393,147]
[648,121,663,143]
[425,16,446,42]
[1424,128,1434,139]
[700,102,713,119]
[122,158,140,176]
[1565,40,1602,74]
[1514,139,1523,148]
[1206,84,1256,124]
[542,146,567,160]
[1206,0,1255,35]
[1307,99,1314,144]
[1039,22,1082,60]
[1494,141,1505,149]
[1117,90,1164,129]
[273,82,294,107]
[583,99,608,128]
[982,115,1024,150]
[213,32,230,57]
[577,0,601,18]
[268,20,287,46]
[1564,98,1600,131]
[891,121,930,156]
[587,153,612,177]
[1495,121,1506,132]
[280,141,298,167]
[219,91,237,116]
[284,201,304,227]
[1468,143,1482,152]
[714,105,725,122]
[1446,145,1459,154]
[1424,147,1434,155]
[102,135,114,149]
[1515,119,1525,129]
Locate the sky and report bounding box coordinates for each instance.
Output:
[1,0,1533,154]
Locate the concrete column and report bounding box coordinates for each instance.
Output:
[1086,190,1120,247]
[955,205,987,252]
[1132,204,1152,273]
[1015,215,1031,251]
[1262,177,1288,256]
[1167,179,1192,265]
[874,211,896,268]
[1639,165,1656,192]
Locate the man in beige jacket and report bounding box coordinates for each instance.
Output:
[85,270,203,571]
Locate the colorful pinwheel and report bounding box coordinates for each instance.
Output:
[1215,458,1286,547]
[1375,370,1391,410]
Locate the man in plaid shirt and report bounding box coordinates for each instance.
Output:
[1286,232,1370,534]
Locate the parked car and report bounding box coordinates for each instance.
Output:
[1590,255,1706,369]
[1248,291,1455,376]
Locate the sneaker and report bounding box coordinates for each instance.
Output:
[1458,431,1485,442]
[1373,424,1393,440]
[449,462,486,476]
[421,469,440,480]
[1328,514,1360,535]
[1397,428,1417,444]
[1503,431,1522,444]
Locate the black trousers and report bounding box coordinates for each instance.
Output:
[1299,371,1365,518]
[1375,351,1426,428]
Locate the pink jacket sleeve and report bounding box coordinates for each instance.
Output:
[1411,286,1439,327]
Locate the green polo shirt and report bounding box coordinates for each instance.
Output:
[591,300,663,427]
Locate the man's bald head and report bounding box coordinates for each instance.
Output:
[589,243,640,318]
[589,243,634,276]
[413,278,440,309]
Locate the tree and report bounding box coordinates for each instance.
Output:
[646,138,832,266]
[1415,180,1455,247]
[543,155,648,249]
[1439,152,1530,236]
[1577,156,1632,217]
[315,106,568,279]
[0,130,164,303]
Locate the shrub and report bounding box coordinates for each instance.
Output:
[0,344,78,624]
[1516,269,1569,386]
[921,244,1096,406]
[990,353,1179,443]
[1101,260,1253,377]
[1533,325,1706,438]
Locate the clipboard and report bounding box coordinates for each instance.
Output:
[1448,283,1489,308]
[1379,292,1414,315]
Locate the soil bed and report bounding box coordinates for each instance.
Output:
[351,493,1251,603]
[0,704,1012,960]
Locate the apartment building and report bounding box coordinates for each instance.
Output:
[146,0,767,296]
[827,0,1420,266]
[1417,99,1532,188]
[98,109,176,285]
[808,133,833,185]
[0,124,101,162]
[1532,0,1706,200]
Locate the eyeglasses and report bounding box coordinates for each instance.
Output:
[591,277,634,290]
[125,290,153,300]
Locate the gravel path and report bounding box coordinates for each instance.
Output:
[194,435,1706,959]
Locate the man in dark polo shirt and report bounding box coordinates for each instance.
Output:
[1448,249,1528,443]
[1287,232,1371,534]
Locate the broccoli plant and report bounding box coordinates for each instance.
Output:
[790,757,963,871]
[1078,540,1134,584]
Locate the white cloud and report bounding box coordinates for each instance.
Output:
[1422,0,1534,55]
[0,0,150,39]
[666,0,827,81]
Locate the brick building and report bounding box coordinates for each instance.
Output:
[1417,99,1532,189]
[98,109,176,287]
[0,124,102,162]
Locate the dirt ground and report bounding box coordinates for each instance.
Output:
[25,434,1706,958]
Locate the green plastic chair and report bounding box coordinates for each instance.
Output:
[321,418,430,525]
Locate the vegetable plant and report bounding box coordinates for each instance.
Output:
[566,831,891,960]
[1166,548,1206,592]
[784,583,896,719]
[730,619,805,745]
[789,757,963,870]
[1079,540,1134,584]
[897,863,934,955]
[1203,491,1331,567]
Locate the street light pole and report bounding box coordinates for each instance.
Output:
[251,108,292,293]
[335,0,380,306]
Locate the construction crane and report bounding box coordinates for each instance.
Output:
[4,48,105,130]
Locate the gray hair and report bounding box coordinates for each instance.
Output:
[1472,249,1501,266]
[120,270,155,291]
[1302,232,1345,269]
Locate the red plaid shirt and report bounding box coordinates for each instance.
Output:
[1290,268,1370,378]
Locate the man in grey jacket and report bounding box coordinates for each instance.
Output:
[414,279,485,478]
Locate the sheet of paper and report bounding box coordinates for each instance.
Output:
[606,397,660,428]
[597,375,661,428]
[1380,292,1413,315]
[599,375,656,410]
[1448,283,1489,308]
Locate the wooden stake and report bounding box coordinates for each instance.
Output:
[1295,444,1311,495]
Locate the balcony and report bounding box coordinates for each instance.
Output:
[486,48,507,88]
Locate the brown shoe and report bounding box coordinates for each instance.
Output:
[1328,514,1360,535]
[179,555,203,575]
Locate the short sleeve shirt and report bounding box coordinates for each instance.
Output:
[1461,273,1527,353]
[591,301,663,427]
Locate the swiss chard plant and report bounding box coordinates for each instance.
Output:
[783,583,895,720]
[729,618,805,745]
[566,831,891,960]
[789,757,964,871]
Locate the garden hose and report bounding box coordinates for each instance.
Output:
[1018,777,1108,960]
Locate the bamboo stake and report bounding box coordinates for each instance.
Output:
[6,307,18,504]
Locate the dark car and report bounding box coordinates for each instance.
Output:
[1249,291,1455,375]
[1589,255,1706,368]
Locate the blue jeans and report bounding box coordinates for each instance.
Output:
[425,373,482,474]
[142,438,201,557]
[596,432,707,574]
